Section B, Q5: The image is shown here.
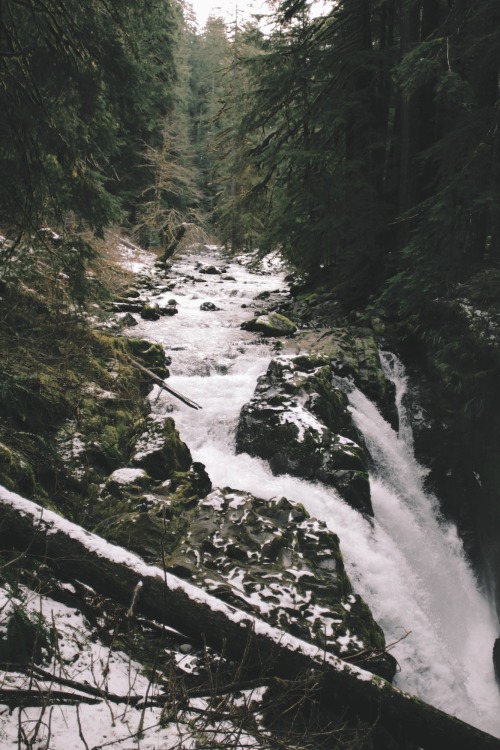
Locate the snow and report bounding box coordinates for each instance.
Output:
[108,467,148,484]
[0,483,382,689]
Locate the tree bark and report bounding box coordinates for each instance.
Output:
[0,487,499,750]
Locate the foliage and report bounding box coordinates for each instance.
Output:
[210,0,499,310]
[0,0,183,298]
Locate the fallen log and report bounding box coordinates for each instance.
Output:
[127,356,202,410]
[0,485,498,750]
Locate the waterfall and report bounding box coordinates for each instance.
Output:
[130,248,500,736]
[347,355,500,734]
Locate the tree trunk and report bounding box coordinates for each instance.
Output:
[1,487,499,750]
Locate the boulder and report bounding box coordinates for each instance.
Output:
[200,301,221,311]
[165,487,395,680]
[140,303,161,321]
[236,355,372,514]
[241,312,297,337]
[93,462,211,559]
[123,338,170,380]
[131,416,192,481]
[283,328,397,425]
[199,265,221,275]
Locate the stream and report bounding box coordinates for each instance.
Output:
[125,245,500,736]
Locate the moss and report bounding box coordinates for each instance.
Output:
[132,417,192,480]
[124,338,169,379]
[0,442,35,496]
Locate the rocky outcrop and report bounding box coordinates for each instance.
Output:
[236,354,372,514]
[165,487,395,680]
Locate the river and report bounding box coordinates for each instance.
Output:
[125,245,500,736]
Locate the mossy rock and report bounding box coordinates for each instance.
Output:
[131,416,192,481]
[94,465,211,560]
[123,338,169,380]
[285,328,397,425]
[241,312,297,337]
[75,397,142,474]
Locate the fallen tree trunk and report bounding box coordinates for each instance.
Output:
[127,356,202,410]
[0,485,498,750]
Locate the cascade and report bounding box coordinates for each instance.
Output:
[129,248,500,736]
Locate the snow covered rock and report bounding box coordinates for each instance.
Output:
[236,355,372,514]
[165,487,395,680]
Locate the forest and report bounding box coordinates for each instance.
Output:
[1,0,500,748]
[2,0,499,307]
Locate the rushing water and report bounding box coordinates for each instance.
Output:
[127,247,500,736]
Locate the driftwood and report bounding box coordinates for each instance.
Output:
[0,487,499,750]
[127,356,202,410]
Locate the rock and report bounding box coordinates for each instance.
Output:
[199,265,221,275]
[165,487,395,679]
[200,301,221,311]
[124,338,169,380]
[236,355,372,514]
[141,304,161,321]
[241,312,297,337]
[131,416,192,481]
[283,328,397,425]
[93,463,211,559]
[159,304,178,316]
[119,312,138,328]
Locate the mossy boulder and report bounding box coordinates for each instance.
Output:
[123,338,169,380]
[236,355,372,514]
[93,463,212,560]
[131,416,192,480]
[241,312,297,337]
[165,487,395,680]
[62,390,142,477]
[284,328,397,426]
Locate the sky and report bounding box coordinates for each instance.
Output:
[189,0,271,29]
[188,0,334,31]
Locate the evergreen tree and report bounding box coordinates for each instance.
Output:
[0,0,182,237]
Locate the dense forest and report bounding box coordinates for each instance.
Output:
[3,0,499,304]
[1,0,500,748]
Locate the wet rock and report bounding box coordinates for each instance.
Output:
[165,487,395,680]
[159,304,178,316]
[236,355,372,514]
[241,312,297,337]
[141,303,161,321]
[493,638,500,686]
[199,265,221,275]
[93,463,211,559]
[200,301,221,311]
[283,328,397,425]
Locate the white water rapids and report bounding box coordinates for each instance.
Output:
[127,247,500,736]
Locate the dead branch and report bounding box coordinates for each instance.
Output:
[127,356,202,410]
